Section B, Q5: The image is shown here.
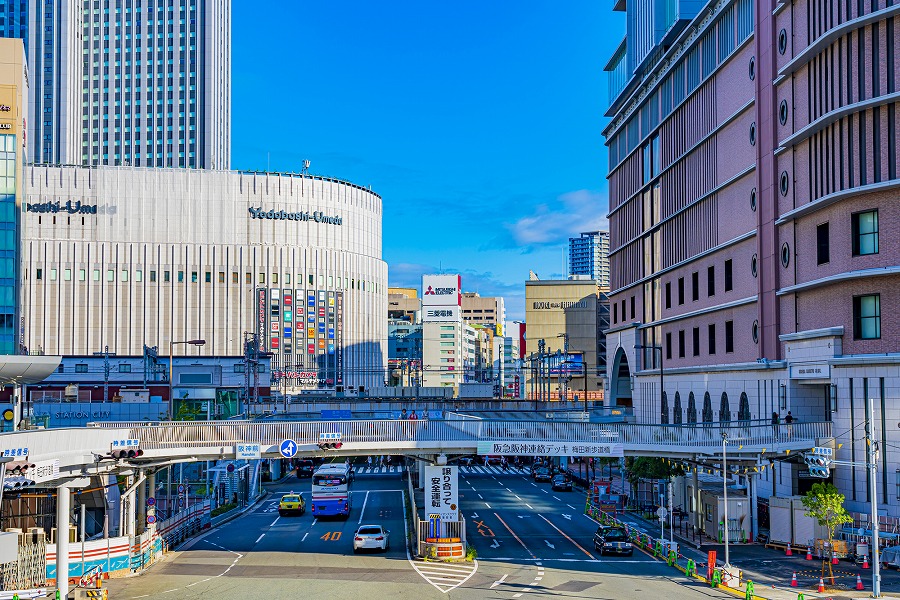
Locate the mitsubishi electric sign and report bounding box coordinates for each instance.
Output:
[422,274,461,307]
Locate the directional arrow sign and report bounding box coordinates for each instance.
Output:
[470,513,479,519]
[279,439,298,459]
[545,540,556,549]
[490,539,500,549]
[562,514,572,520]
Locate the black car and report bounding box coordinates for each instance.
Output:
[532,467,552,482]
[593,526,633,556]
[296,459,315,478]
[551,474,572,491]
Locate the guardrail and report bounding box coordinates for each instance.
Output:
[88,419,830,454]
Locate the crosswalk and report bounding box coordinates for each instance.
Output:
[351,464,530,476]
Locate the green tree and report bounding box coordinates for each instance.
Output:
[624,457,685,510]
[801,482,852,585]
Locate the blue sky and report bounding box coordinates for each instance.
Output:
[232,2,624,320]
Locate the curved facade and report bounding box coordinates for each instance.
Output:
[20,165,387,391]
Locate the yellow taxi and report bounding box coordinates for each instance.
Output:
[278,493,306,516]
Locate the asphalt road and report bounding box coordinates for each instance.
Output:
[105,466,737,599]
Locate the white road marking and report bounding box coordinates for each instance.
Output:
[484,502,491,508]
[490,539,500,548]
[357,490,370,524]
[545,540,555,549]
[567,504,576,510]
[270,516,280,527]
[525,503,534,509]
[478,494,484,499]
[255,534,265,544]
[301,532,309,542]
[490,574,508,588]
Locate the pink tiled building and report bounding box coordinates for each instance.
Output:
[603,0,900,515]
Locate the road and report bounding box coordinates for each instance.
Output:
[105,464,736,599]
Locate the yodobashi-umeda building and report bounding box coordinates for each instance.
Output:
[20,165,387,392]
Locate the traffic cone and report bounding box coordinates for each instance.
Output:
[786,544,793,556]
[832,555,839,565]
[856,573,864,590]
[863,554,870,569]
[790,572,798,587]
[806,546,812,560]
[817,577,825,593]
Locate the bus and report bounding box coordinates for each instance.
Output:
[310,463,352,518]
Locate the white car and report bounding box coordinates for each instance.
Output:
[353,524,389,553]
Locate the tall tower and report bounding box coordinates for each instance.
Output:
[1,0,231,168]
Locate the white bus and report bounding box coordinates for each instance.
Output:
[311,463,352,518]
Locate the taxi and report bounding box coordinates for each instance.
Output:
[278,493,306,516]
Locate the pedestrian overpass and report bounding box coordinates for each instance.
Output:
[2,417,832,484]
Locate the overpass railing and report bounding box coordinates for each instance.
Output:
[89,419,831,453]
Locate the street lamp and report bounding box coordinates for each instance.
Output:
[169,339,206,420]
[722,431,731,569]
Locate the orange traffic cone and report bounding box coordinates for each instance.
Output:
[817,577,825,593]
[786,544,793,556]
[806,546,812,560]
[790,572,798,587]
[832,555,839,565]
[856,574,864,590]
[863,554,870,569]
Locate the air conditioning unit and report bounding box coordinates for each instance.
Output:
[50,525,77,544]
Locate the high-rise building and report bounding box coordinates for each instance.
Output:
[0,39,27,355]
[1,0,230,168]
[568,231,610,291]
[602,0,900,514]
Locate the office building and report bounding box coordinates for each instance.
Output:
[20,165,387,392]
[2,0,230,168]
[0,39,27,354]
[524,278,605,403]
[569,231,611,291]
[461,292,506,335]
[388,287,420,323]
[387,320,422,386]
[602,0,900,514]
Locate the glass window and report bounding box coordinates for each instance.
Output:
[93,269,100,281]
[50,269,57,281]
[259,273,265,284]
[64,269,72,281]
[678,330,685,358]
[853,294,881,339]
[707,266,715,296]
[692,327,700,356]
[150,270,157,282]
[708,323,716,354]
[691,272,699,301]
[79,269,86,281]
[106,269,114,281]
[725,320,734,352]
[177,271,184,282]
[245,272,251,284]
[218,272,224,283]
[36,268,43,280]
[724,260,733,292]
[232,272,238,284]
[285,274,290,284]
[118,364,132,372]
[164,270,171,282]
[191,271,197,282]
[233,363,245,373]
[75,364,89,373]
[272,273,278,284]
[665,281,671,309]
[816,222,830,264]
[678,277,685,304]
[136,270,143,282]
[852,210,878,255]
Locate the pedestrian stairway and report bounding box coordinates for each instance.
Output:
[352,464,407,475]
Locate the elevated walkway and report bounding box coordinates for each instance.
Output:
[0,419,831,486]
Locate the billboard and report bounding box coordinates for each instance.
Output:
[548,352,584,375]
[422,274,461,307]
[423,465,459,522]
[423,305,460,322]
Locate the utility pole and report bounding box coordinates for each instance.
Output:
[868,397,882,598]
[537,339,546,407]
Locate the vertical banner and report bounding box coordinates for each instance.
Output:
[318,290,327,386]
[256,288,267,352]
[336,292,344,386]
[423,465,459,522]
[307,290,316,358]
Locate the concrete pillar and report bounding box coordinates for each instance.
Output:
[749,471,759,542]
[56,485,71,598]
[147,471,157,535]
[136,469,146,534]
[127,475,137,537]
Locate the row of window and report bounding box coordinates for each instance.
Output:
[30,269,379,292]
[64,363,267,374]
[816,209,879,264]
[665,320,735,359]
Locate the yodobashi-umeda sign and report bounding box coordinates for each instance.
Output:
[422,274,461,307]
[248,207,343,225]
[477,441,624,458]
[423,465,458,522]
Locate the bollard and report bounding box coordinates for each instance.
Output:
[711,569,722,588]
[686,558,696,577]
[745,580,754,600]
[797,594,804,600]
[668,550,676,566]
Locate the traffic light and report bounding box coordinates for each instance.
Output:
[804,452,831,478]
[3,476,35,490]
[5,461,34,476]
[109,448,144,459]
[317,441,343,450]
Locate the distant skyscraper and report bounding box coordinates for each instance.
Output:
[0,0,230,168]
[568,231,610,291]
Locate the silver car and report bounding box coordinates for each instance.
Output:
[881,545,900,569]
[353,524,389,553]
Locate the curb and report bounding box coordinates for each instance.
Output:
[176,490,271,552]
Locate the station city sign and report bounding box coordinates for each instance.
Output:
[248,207,343,225]
[26,200,98,214]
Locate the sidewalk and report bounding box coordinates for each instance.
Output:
[589,506,894,600]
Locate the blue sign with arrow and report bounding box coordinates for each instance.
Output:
[279,439,298,458]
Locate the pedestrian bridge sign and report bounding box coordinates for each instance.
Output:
[477,441,624,458]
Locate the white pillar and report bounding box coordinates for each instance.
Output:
[56,485,71,599]
[136,469,146,534]
[749,471,759,543]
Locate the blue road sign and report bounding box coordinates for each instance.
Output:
[146,497,156,507]
[279,439,298,458]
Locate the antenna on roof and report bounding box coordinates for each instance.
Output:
[302,160,311,175]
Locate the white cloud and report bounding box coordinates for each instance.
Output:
[501,189,608,250]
